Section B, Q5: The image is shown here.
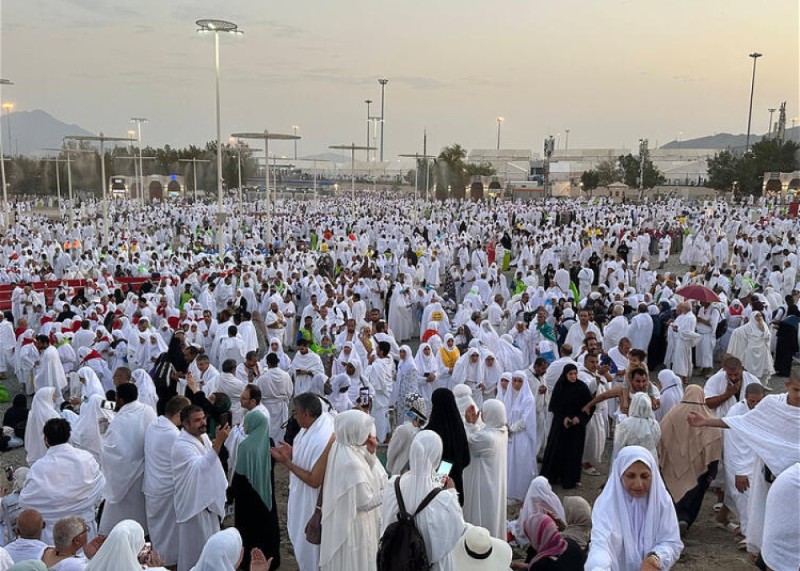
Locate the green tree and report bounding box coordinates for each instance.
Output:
[707,139,799,195]
[464,162,497,176]
[595,159,621,187]
[706,150,739,192]
[435,143,468,200]
[617,154,665,189]
[580,169,600,194]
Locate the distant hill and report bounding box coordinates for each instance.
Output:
[662,126,800,151]
[0,109,94,156]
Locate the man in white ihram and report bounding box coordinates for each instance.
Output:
[98,382,157,534]
[270,392,334,571]
[143,394,191,568]
[171,404,230,571]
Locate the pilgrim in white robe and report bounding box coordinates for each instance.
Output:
[503,376,538,502]
[171,429,228,571]
[364,355,394,443]
[722,400,758,537]
[727,317,775,382]
[666,311,699,378]
[257,367,294,443]
[287,412,335,571]
[289,350,325,396]
[99,399,156,534]
[24,387,60,465]
[143,415,181,566]
[462,399,508,539]
[33,345,67,398]
[761,462,800,571]
[19,442,105,545]
[627,311,653,352]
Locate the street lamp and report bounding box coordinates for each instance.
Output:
[196,18,243,259]
[399,151,436,221]
[64,133,133,247]
[364,100,372,160]
[2,102,14,156]
[329,143,376,206]
[291,125,299,161]
[496,117,504,150]
[767,108,777,138]
[0,78,12,230]
[178,157,211,201]
[130,117,148,203]
[378,78,388,162]
[745,52,763,152]
[231,130,299,245]
[564,129,570,152]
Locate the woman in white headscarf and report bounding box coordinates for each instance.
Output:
[319,410,387,571]
[452,347,484,407]
[332,341,362,377]
[480,351,501,402]
[585,446,683,571]
[72,394,115,463]
[0,466,30,545]
[727,311,775,382]
[131,369,158,413]
[463,399,508,539]
[85,519,168,571]
[75,366,106,405]
[435,333,460,391]
[612,392,661,462]
[414,343,438,404]
[263,337,291,371]
[25,387,60,465]
[504,371,538,503]
[381,431,466,571]
[392,345,419,419]
[191,527,271,571]
[511,476,565,546]
[654,369,684,422]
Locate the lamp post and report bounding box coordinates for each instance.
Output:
[399,151,436,222]
[41,150,66,203]
[378,78,388,162]
[638,138,649,201]
[130,117,148,203]
[0,79,12,230]
[2,102,14,156]
[65,133,132,247]
[364,100,372,160]
[196,18,243,259]
[329,143,375,207]
[745,52,763,153]
[231,131,299,245]
[291,125,300,161]
[496,117,504,150]
[179,157,211,201]
[767,108,777,138]
[564,129,570,152]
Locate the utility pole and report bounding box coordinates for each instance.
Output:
[378,78,388,162]
[638,138,649,201]
[745,52,763,152]
[543,136,554,199]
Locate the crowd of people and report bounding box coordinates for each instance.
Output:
[0,193,797,571]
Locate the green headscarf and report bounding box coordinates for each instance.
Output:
[234,411,273,510]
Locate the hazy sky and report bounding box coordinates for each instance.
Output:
[2,0,798,160]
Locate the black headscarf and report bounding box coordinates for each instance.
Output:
[424,388,470,471]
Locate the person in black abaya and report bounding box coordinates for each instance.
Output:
[423,388,471,505]
[540,364,593,490]
[774,304,800,376]
[228,410,281,570]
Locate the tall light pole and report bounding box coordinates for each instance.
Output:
[179,157,211,201]
[330,143,375,207]
[745,52,763,153]
[130,117,148,202]
[364,99,372,160]
[41,150,66,203]
[496,117,504,150]
[65,133,132,247]
[399,150,436,222]
[0,79,12,230]
[638,138,649,201]
[564,129,570,152]
[196,18,243,259]
[2,103,14,156]
[378,78,388,162]
[767,108,777,138]
[231,131,299,245]
[291,125,300,161]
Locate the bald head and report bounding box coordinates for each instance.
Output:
[16,509,43,539]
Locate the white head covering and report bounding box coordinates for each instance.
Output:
[85,519,147,571]
[77,366,105,400]
[586,446,683,571]
[515,476,565,542]
[190,528,243,571]
[612,392,661,462]
[72,394,115,461]
[319,410,383,566]
[762,462,800,571]
[397,345,418,377]
[131,369,158,412]
[25,387,60,465]
[414,343,436,376]
[655,369,684,422]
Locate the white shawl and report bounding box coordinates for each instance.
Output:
[101,400,156,502]
[171,430,228,522]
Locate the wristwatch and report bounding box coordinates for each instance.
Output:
[646,551,660,563]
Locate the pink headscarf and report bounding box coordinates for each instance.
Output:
[524,513,568,566]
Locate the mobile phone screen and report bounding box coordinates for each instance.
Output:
[435,460,453,485]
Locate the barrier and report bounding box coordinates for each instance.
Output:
[0,277,152,313]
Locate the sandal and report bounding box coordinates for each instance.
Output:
[583,467,601,476]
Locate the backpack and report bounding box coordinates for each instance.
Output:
[150,352,174,388]
[377,477,442,571]
[714,309,727,339]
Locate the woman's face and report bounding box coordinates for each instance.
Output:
[622,460,652,499]
[447,338,455,349]
[500,378,509,390]
[566,369,578,382]
[485,356,495,368]
[271,342,279,352]
[423,346,431,356]
[399,349,407,360]
[470,353,479,363]
[512,377,523,391]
